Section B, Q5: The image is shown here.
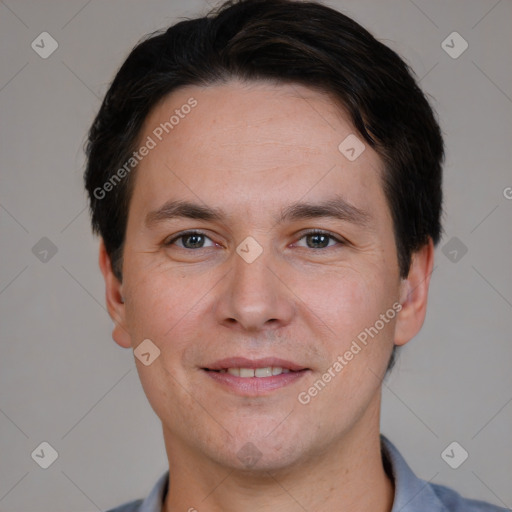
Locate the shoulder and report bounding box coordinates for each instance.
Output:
[429,481,509,512]
[104,470,169,512]
[380,435,508,512]
[105,498,144,512]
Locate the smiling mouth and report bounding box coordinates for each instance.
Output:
[202,357,310,394]
[204,367,306,378]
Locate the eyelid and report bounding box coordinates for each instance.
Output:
[164,230,215,247]
[163,228,348,249]
[294,229,347,247]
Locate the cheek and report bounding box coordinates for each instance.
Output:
[300,267,397,390]
[123,268,208,413]
[123,264,201,349]
[298,268,388,339]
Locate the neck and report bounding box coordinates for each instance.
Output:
[163,398,394,512]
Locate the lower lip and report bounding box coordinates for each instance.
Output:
[203,369,309,395]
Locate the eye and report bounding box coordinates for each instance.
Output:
[164,230,216,249]
[295,229,346,249]
[163,229,346,251]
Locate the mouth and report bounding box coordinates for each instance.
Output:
[206,366,297,377]
[202,357,310,395]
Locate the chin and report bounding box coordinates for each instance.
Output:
[204,423,309,473]
[216,445,304,474]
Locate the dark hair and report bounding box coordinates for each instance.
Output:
[84,0,444,371]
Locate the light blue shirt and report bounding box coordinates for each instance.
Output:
[106,435,508,511]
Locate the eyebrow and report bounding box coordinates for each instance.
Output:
[145,195,371,229]
[278,195,371,227]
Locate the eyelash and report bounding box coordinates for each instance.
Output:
[164,229,346,250]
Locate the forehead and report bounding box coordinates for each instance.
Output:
[130,80,387,223]
[142,80,362,162]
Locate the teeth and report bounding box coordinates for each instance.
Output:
[240,368,255,378]
[255,367,272,377]
[218,367,294,378]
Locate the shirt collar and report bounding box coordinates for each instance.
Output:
[381,435,448,512]
[138,470,168,512]
[138,434,448,512]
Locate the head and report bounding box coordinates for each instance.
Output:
[85,0,443,471]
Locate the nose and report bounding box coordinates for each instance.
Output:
[214,245,295,333]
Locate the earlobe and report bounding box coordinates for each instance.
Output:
[98,239,132,349]
[394,239,435,346]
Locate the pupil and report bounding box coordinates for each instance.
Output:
[185,234,203,248]
[309,234,328,248]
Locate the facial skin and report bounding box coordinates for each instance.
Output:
[99,81,434,512]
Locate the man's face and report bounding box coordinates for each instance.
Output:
[116,81,403,470]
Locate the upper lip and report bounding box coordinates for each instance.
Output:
[204,357,308,372]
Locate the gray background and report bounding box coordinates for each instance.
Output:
[1,0,511,510]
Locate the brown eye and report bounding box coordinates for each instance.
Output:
[165,231,215,249]
[296,230,345,249]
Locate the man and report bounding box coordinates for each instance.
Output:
[84,0,506,510]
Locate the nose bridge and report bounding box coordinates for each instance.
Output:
[216,241,295,331]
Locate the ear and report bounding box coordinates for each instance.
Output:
[98,239,132,349]
[394,238,435,346]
